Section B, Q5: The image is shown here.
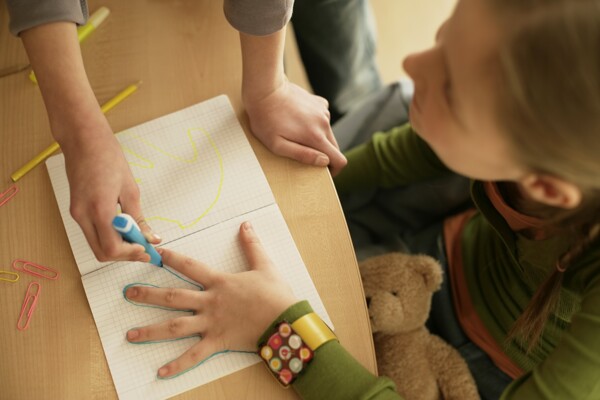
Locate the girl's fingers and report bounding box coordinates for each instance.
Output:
[125,285,205,310]
[159,248,217,285]
[157,339,219,379]
[126,315,206,343]
[239,222,273,271]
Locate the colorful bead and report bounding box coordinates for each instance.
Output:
[288,334,302,350]
[268,334,283,350]
[260,345,273,361]
[278,322,292,337]
[299,346,313,362]
[279,345,292,360]
[289,358,303,373]
[269,357,282,372]
[279,369,293,385]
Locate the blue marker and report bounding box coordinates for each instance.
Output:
[112,213,162,267]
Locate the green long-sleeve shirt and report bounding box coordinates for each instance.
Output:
[259,301,400,400]
[273,124,600,399]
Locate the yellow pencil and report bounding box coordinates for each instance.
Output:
[29,6,111,84]
[11,82,141,182]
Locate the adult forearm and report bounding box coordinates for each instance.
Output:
[239,29,286,104]
[20,22,107,151]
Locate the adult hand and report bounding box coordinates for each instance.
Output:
[245,79,347,176]
[61,120,161,262]
[124,221,298,378]
[20,22,160,262]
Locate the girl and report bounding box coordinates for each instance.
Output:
[124,0,600,398]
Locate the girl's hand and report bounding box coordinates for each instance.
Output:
[124,221,298,378]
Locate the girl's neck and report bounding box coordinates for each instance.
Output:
[498,181,548,218]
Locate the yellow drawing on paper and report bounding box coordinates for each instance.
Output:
[120,127,223,230]
[123,148,154,170]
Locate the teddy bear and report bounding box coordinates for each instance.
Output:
[360,252,480,400]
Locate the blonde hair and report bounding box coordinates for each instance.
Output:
[489,0,600,351]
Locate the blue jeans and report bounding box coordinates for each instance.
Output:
[291,0,382,123]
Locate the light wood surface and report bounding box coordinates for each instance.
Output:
[0,1,376,399]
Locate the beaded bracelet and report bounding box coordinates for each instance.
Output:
[258,313,337,387]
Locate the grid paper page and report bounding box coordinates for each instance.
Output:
[46,95,274,276]
[83,204,330,400]
[45,95,332,400]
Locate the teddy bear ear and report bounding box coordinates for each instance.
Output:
[358,254,386,278]
[411,255,443,292]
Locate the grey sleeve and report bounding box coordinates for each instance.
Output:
[223,0,294,36]
[6,0,89,36]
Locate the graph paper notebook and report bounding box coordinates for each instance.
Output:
[46,95,331,400]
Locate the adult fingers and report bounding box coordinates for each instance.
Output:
[75,217,105,259]
[317,97,331,120]
[273,134,347,174]
[137,217,162,244]
[73,208,148,262]
[324,123,340,149]
[238,222,273,272]
[98,202,152,262]
[316,136,347,176]
[159,248,217,285]
[126,315,205,343]
[124,285,205,310]
[272,139,330,168]
[119,185,162,245]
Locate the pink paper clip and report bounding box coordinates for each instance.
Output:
[0,184,18,208]
[12,259,60,280]
[17,281,41,331]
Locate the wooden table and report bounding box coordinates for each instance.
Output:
[0,1,376,399]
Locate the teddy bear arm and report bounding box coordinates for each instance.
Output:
[376,333,442,400]
[426,335,480,400]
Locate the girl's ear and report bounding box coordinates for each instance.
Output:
[519,174,582,209]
